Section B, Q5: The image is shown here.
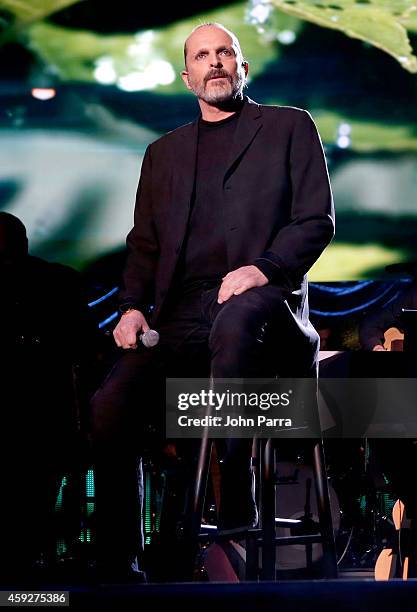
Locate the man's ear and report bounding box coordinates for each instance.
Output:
[181,70,192,90]
[242,61,249,78]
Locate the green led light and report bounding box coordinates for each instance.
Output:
[144,471,152,545]
[381,493,396,515]
[86,469,95,497]
[55,475,68,512]
[56,539,67,557]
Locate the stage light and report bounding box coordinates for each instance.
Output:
[338,122,352,136]
[118,71,156,92]
[127,30,155,60]
[337,135,351,149]
[277,30,296,44]
[117,60,175,92]
[336,122,352,148]
[133,30,155,44]
[94,57,117,85]
[31,88,56,101]
[246,0,296,44]
[248,2,272,25]
[152,60,176,86]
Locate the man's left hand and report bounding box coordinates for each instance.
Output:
[217,265,268,304]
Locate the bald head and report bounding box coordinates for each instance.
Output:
[184,23,245,67]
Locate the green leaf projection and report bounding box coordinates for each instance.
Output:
[1,0,416,71]
[0,0,80,24]
[26,4,278,90]
[0,0,416,279]
[270,0,417,72]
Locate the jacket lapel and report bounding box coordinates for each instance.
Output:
[223,96,262,184]
[175,118,199,207]
[166,118,199,251]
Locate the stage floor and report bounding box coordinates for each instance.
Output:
[3,576,417,612]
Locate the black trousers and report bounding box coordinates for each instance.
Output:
[90,281,317,574]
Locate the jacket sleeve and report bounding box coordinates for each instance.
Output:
[119,144,159,312]
[253,110,335,289]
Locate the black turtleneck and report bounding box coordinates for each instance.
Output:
[173,111,240,294]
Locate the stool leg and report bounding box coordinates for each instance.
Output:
[182,373,215,578]
[313,440,338,578]
[180,430,213,580]
[245,532,259,581]
[261,438,276,580]
[246,439,260,581]
[192,432,213,525]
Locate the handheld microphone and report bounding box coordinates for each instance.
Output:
[139,329,160,348]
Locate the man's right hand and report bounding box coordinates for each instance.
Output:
[113,310,150,349]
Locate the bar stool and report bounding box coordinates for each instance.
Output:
[244,436,338,580]
[246,362,338,580]
[185,361,338,581]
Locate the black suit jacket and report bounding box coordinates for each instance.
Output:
[120,96,335,336]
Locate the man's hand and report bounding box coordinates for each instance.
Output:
[372,344,386,352]
[113,309,150,349]
[217,265,268,304]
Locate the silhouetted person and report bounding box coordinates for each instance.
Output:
[0,212,96,584]
[359,282,417,529]
[359,282,417,351]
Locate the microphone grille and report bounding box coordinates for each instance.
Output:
[142,329,160,348]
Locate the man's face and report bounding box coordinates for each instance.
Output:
[182,26,248,105]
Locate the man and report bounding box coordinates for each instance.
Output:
[359,281,417,540]
[360,281,417,351]
[90,22,335,582]
[0,212,96,584]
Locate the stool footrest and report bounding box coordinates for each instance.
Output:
[257,534,323,547]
